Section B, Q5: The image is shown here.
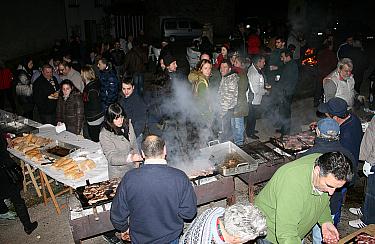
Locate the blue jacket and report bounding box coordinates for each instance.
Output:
[110,164,197,244]
[340,113,363,173]
[118,92,147,137]
[301,137,355,166]
[99,65,119,111]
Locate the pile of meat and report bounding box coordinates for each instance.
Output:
[274,131,315,152]
[222,152,245,169]
[82,179,120,205]
[346,232,375,244]
[186,168,215,180]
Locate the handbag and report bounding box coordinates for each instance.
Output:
[0,163,24,189]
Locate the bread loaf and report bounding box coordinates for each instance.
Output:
[79,159,96,171]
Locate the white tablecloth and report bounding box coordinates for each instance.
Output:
[5,117,109,189]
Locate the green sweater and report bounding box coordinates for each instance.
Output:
[254,153,333,244]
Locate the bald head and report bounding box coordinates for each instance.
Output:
[141,135,166,159]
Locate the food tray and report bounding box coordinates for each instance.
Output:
[200,141,258,176]
[0,121,39,135]
[40,140,80,160]
[75,180,119,209]
[343,232,375,244]
[242,141,285,163]
[269,136,312,155]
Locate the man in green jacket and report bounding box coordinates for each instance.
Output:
[255,152,352,244]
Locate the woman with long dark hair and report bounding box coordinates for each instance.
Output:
[99,103,141,243]
[99,103,141,179]
[56,79,84,134]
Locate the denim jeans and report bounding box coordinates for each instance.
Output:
[231,117,245,146]
[312,215,335,244]
[170,238,179,244]
[133,72,145,96]
[361,165,375,225]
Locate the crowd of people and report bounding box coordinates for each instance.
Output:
[0,26,374,244]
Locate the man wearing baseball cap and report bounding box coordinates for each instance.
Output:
[318,97,363,182]
[300,118,355,244]
[318,97,363,175]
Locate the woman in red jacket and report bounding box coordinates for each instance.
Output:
[247,28,261,57]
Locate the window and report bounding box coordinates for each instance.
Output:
[178,21,189,29]
[95,0,104,8]
[68,0,79,7]
[165,21,177,30]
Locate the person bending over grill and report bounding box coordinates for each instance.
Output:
[255,152,352,244]
[179,203,267,244]
[299,118,355,244]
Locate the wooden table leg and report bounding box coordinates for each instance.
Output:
[248,185,255,203]
[40,172,61,215]
[39,171,47,206]
[25,164,42,197]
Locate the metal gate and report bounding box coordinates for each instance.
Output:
[112,15,144,38]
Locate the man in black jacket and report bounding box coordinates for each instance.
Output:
[110,135,197,243]
[118,79,147,144]
[32,64,59,125]
[275,49,298,135]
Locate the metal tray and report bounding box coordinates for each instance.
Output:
[200,141,258,176]
[0,121,39,135]
[269,137,310,155]
[40,140,80,160]
[75,180,119,209]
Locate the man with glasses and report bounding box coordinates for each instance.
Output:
[58,61,84,92]
[255,152,353,244]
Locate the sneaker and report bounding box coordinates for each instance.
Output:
[349,207,363,216]
[24,221,38,235]
[0,211,17,220]
[348,219,367,229]
[102,234,123,244]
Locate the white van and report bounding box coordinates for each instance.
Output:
[161,18,203,42]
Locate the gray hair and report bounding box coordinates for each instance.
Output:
[223,204,267,242]
[338,58,353,70]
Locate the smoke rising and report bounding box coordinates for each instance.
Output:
[159,74,221,174]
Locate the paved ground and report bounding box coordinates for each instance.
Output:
[0,96,368,244]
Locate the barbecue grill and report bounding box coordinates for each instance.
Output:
[237,141,292,202]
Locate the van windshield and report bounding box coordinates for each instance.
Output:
[178,21,189,28]
[165,21,177,30]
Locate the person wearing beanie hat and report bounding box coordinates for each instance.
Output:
[300,118,355,244]
[214,44,229,69]
[163,53,177,72]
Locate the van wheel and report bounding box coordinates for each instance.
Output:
[169,36,176,42]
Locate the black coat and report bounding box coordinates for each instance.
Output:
[0,133,20,199]
[32,75,59,114]
[83,80,104,122]
[276,59,299,97]
[118,92,147,137]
